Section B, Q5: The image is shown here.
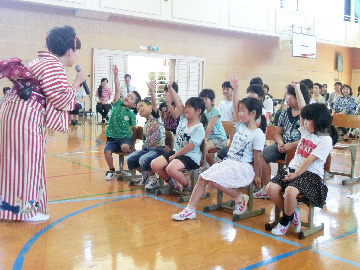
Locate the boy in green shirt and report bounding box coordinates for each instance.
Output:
[104,65,141,180]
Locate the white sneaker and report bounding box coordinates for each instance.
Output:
[292,207,301,233]
[138,172,149,186]
[145,175,159,189]
[172,207,196,221]
[24,213,49,222]
[233,194,249,215]
[271,222,290,236]
[253,188,269,199]
[105,171,115,181]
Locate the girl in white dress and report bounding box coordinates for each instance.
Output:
[172,74,266,221]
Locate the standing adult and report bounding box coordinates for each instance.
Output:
[95,78,113,124]
[121,74,136,98]
[0,25,86,221]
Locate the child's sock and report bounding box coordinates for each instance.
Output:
[234,193,243,203]
[280,211,294,227]
[109,168,115,172]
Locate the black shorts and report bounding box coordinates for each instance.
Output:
[162,151,200,170]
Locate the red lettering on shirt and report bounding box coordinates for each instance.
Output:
[297,138,317,158]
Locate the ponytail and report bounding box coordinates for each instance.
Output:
[258,115,267,133]
[200,111,208,129]
[329,125,338,146]
[98,85,103,98]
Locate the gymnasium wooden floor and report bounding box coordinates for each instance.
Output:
[1,118,359,270]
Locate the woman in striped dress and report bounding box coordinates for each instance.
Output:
[0,25,86,221]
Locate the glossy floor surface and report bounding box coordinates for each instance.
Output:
[1,119,359,270]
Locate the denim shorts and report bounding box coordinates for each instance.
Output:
[104,137,133,153]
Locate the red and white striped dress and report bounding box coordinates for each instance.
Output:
[0,51,76,220]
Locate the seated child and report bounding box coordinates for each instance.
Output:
[162,82,181,134]
[151,78,207,192]
[172,74,266,221]
[104,65,141,180]
[199,88,227,166]
[126,80,166,189]
[219,81,234,121]
[266,84,337,236]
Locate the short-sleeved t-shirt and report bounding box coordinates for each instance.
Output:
[143,109,166,148]
[105,98,136,139]
[277,108,301,144]
[289,126,333,177]
[205,106,227,141]
[174,116,205,165]
[219,100,234,121]
[227,122,265,163]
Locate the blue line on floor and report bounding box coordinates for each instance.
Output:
[55,130,102,155]
[48,195,137,204]
[311,249,360,268]
[146,194,301,247]
[13,194,141,270]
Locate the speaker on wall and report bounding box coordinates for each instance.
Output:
[337,53,343,72]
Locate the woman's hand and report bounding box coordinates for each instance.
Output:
[73,71,86,89]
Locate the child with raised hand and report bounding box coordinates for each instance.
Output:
[199,88,227,166]
[125,79,166,189]
[163,82,182,134]
[266,83,337,236]
[104,65,142,181]
[172,74,266,221]
[151,77,206,193]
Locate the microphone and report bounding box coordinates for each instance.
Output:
[75,65,90,95]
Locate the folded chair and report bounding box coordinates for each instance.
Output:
[328,114,360,185]
[265,147,332,239]
[202,154,265,222]
[149,139,210,204]
[115,126,143,181]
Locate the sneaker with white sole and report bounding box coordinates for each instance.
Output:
[167,178,183,192]
[138,171,149,186]
[233,194,249,215]
[24,213,50,222]
[292,207,301,233]
[271,222,291,236]
[172,207,196,221]
[105,171,115,181]
[253,188,269,199]
[145,174,159,189]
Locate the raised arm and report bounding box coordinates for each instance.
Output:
[230,74,239,122]
[112,65,121,101]
[291,82,306,126]
[147,79,158,113]
[167,76,184,117]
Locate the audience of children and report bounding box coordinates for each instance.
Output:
[199,89,227,166]
[172,74,265,221]
[266,84,337,236]
[104,65,141,180]
[125,79,166,189]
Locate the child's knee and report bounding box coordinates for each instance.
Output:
[104,150,112,157]
[121,144,131,153]
[284,186,299,199]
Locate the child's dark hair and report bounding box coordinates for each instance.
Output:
[263,84,269,92]
[300,79,313,90]
[222,81,232,89]
[97,78,108,98]
[139,99,151,106]
[286,83,311,105]
[185,97,208,127]
[250,77,263,86]
[341,84,353,96]
[313,83,322,89]
[323,84,328,88]
[199,88,215,101]
[164,82,179,93]
[46,25,81,57]
[131,91,142,114]
[334,82,342,87]
[301,103,338,145]
[124,74,131,79]
[158,101,167,111]
[239,97,266,132]
[246,84,264,98]
[3,87,10,95]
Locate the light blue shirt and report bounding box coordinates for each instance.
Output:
[174,116,205,165]
[205,106,227,141]
[227,122,265,163]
